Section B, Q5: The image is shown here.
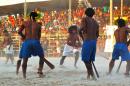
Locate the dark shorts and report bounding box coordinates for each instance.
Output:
[19,39,44,58]
[112,43,130,61]
[81,40,96,62]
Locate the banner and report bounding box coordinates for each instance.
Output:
[104,25,118,52]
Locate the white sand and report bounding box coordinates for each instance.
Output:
[0,55,130,86]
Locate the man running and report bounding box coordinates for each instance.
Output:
[2,30,14,64]
[17,12,54,79]
[60,25,81,68]
[108,19,130,76]
[79,8,99,79]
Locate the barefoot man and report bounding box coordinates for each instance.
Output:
[79,8,99,79]
[108,19,130,76]
[60,25,81,68]
[17,12,54,79]
[2,30,14,64]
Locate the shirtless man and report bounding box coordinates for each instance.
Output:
[108,19,130,76]
[79,8,99,79]
[60,25,81,68]
[17,12,54,79]
[2,30,14,64]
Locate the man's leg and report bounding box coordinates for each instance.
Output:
[74,51,79,68]
[125,60,130,76]
[5,54,9,64]
[22,58,28,79]
[84,61,95,79]
[10,54,14,64]
[60,56,66,65]
[38,56,44,77]
[16,59,22,75]
[104,52,111,60]
[35,42,54,69]
[108,59,115,74]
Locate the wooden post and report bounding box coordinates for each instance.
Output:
[68,0,72,26]
[121,0,123,17]
[110,0,113,25]
[24,0,27,20]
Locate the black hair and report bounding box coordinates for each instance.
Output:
[85,8,95,17]
[68,25,78,33]
[29,12,38,21]
[117,18,126,28]
[3,29,8,33]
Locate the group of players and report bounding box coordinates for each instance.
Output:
[1,7,130,80]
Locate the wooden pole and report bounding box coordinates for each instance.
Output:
[121,0,123,17]
[24,0,27,20]
[68,0,72,26]
[110,0,113,25]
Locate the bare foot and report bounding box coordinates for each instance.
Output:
[59,65,66,68]
[124,73,129,77]
[16,70,19,75]
[74,65,78,69]
[23,74,26,79]
[87,75,96,80]
[37,72,44,78]
[16,60,21,75]
[106,72,111,75]
[38,74,45,78]
[91,75,97,80]
[87,75,90,80]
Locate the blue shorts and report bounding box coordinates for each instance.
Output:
[19,39,44,58]
[112,43,130,61]
[81,40,96,62]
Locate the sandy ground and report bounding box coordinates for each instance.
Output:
[0,55,130,86]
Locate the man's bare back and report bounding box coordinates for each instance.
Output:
[79,8,99,80]
[114,27,128,43]
[80,17,99,40]
[18,20,41,40]
[108,19,130,76]
[17,12,54,79]
[2,31,12,47]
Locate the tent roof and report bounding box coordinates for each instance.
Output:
[0,0,79,16]
[0,0,49,6]
[88,0,130,7]
[1,0,129,16]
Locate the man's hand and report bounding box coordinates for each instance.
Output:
[79,29,84,41]
[127,39,130,46]
[20,37,25,42]
[0,44,6,49]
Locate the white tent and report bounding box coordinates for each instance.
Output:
[0,0,71,16]
[0,0,49,6]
